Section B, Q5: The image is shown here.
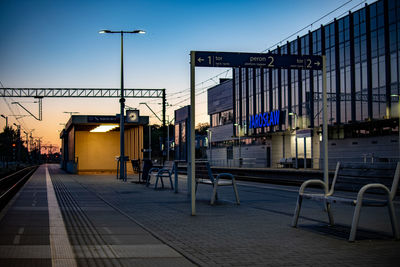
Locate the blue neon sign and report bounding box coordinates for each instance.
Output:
[249,110,281,129]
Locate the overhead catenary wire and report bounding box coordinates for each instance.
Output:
[0,79,34,137]
[261,0,357,52]
[3,1,370,131]
[166,0,368,113]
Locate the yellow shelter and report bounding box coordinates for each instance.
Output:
[60,115,148,174]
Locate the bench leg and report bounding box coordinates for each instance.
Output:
[325,202,334,226]
[232,182,240,205]
[154,175,160,189]
[291,195,303,227]
[349,202,363,242]
[388,198,400,240]
[211,183,218,205]
[169,175,174,190]
[160,177,165,188]
[146,174,151,187]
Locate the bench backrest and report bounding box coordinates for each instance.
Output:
[330,162,400,199]
[162,161,177,172]
[195,161,214,183]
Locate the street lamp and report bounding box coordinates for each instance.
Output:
[13,123,21,163]
[23,131,29,151]
[289,112,298,169]
[1,114,7,127]
[234,123,242,166]
[391,94,400,159]
[99,29,146,182]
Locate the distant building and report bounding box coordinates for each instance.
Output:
[174,106,190,162]
[207,79,236,165]
[208,0,399,169]
[174,105,209,162]
[60,114,148,174]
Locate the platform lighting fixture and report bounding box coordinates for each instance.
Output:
[99,28,146,182]
[99,30,146,34]
[90,124,119,133]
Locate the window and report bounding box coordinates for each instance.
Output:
[210,110,233,127]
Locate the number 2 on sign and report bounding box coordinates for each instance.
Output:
[307,59,312,68]
[268,56,274,67]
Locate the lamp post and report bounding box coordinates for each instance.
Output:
[99,29,145,181]
[234,123,242,166]
[167,115,170,161]
[149,125,152,160]
[23,131,29,152]
[1,114,8,127]
[391,94,400,159]
[289,112,298,169]
[206,129,212,165]
[13,123,21,163]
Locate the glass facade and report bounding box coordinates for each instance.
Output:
[354,7,369,121]
[233,0,400,137]
[211,110,233,127]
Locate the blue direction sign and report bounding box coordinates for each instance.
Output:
[193,51,323,70]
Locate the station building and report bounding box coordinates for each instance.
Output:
[174,105,209,161]
[208,0,400,169]
[60,114,148,174]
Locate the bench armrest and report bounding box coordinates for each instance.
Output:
[356,183,391,202]
[157,168,172,175]
[299,179,327,195]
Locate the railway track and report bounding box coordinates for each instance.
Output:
[0,165,38,210]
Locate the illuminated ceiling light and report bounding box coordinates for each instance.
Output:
[90,125,119,133]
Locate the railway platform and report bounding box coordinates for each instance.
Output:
[0,164,400,266]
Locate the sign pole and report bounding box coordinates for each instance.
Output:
[322,55,329,193]
[190,51,196,216]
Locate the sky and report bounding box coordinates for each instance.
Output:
[0,0,376,150]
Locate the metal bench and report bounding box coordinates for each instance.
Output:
[292,161,400,242]
[146,161,175,190]
[195,161,240,205]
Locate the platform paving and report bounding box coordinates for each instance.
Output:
[1,164,400,266]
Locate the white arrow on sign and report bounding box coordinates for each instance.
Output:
[314,61,321,67]
[197,57,204,63]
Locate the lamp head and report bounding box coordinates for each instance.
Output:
[132,30,146,34]
[99,30,111,34]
